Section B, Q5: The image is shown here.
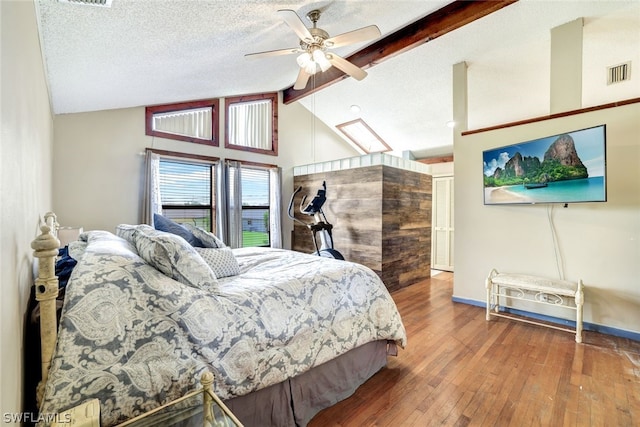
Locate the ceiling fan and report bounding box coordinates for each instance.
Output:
[245,9,381,90]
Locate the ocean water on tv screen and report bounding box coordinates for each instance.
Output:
[505,176,605,203]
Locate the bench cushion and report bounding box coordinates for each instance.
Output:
[490,273,577,296]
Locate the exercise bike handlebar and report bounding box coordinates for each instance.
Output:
[287,186,306,225]
[288,181,329,220]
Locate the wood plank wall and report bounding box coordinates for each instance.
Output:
[292,165,432,291]
[381,166,432,291]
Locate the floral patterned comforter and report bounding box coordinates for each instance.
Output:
[39,231,406,426]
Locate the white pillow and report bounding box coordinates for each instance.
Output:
[195,247,240,278]
[132,225,219,292]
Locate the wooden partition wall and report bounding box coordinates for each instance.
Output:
[292,164,432,292]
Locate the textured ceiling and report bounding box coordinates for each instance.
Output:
[35,0,640,158]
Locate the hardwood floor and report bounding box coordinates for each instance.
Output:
[309,272,640,426]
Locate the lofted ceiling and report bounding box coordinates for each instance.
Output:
[35,0,640,159]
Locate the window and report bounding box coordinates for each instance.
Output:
[158,156,216,231]
[146,99,220,146]
[228,164,271,247]
[145,150,281,249]
[225,93,278,156]
[336,118,391,154]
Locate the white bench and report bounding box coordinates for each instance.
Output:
[485,269,584,343]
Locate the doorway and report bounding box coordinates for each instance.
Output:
[431,175,454,272]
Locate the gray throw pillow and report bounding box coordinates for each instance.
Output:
[195,247,240,278]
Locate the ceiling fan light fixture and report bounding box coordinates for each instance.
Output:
[306,63,319,75]
[297,49,332,75]
[296,52,317,74]
[296,52,311,67]
[312,48,331,72]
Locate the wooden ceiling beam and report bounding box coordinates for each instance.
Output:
[418,155,454,164]
[282,0,518,104]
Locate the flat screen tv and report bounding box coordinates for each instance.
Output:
[483,124,607,205]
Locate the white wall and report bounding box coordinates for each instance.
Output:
[1,0,54,416]
[453,102,640,335]
[52,96,358,249]
[428,161,454,177]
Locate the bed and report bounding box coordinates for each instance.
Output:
[30,213,407,426]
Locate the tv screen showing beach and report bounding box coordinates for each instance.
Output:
[483,125,607,205]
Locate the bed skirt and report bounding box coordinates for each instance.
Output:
[223,340,389,427]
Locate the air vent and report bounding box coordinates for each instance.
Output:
[607,61,631,85]
[58,0,112,7]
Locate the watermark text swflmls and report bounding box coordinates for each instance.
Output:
[3,412,71,424]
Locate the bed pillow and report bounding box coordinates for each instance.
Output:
[132,225,219,292]
[115,224,138,244]
[183,223,227,248]
[195,247,240,278]
[153,214,203,247]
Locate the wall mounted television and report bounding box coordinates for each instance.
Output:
[483,124,607,205]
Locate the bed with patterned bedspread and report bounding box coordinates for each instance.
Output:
[37,226,406,426]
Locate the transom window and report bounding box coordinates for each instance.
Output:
[225,93,278,156]
[146,99,219,146]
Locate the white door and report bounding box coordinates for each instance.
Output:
[432,176,454,271]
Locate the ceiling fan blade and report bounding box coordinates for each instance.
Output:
[325,25,381,48]
[245,47,302,59]
[293,68,312,90]
[326,53,367,81]
[277,9,313,42]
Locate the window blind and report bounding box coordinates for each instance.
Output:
[241,168,269,207]
[159,160,211,206]
[152,107,213,140]
[228,100,272,150]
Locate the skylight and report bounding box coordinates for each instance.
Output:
[336,119,391,154]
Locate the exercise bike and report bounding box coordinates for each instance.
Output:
[288,181,344,260]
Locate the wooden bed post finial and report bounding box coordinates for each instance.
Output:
[31,222,60,405]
